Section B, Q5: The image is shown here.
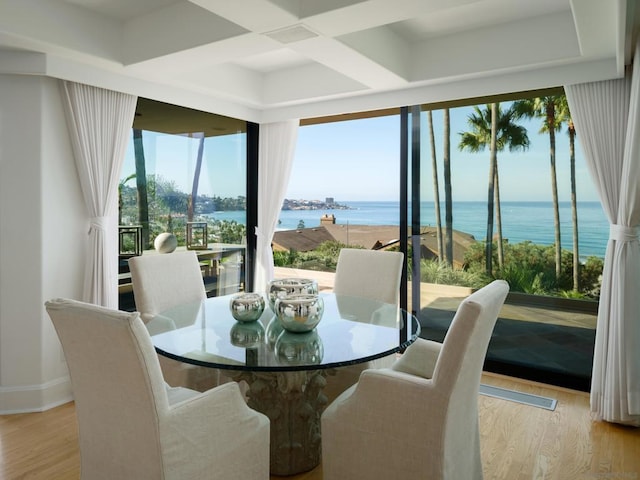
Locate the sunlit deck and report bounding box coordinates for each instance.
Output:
[274,267,597,391]
[274,267,598,330]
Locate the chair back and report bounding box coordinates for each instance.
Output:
[46,298,168,479]
[434,280,508,390]
[129,251,206,322]
[431,280,508,466]
[333,248,404,304]
[329,248,404,399]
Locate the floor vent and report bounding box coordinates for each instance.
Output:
[479,384,557,411]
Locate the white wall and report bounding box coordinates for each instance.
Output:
[0,74,86,413]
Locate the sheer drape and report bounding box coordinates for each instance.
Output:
[254,120,299,292]
[61,81,137,308]
[565,45,640,426]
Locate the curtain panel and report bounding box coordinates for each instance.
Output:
[565,44,640,426]
[61,81,137,308]
[254,120,300,292]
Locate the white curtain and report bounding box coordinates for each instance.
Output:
[254,120,299,292]
[565,45,640,426]
[61,81,137,308]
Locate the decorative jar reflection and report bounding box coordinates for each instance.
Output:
[229,321,265,348]
[267,278,318,312]
[275,330,324,365]
[265,314,284,348]
[274,294,324,333]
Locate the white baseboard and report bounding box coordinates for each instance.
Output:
[0,376,73,414]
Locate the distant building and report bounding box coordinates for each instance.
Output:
[320,214,336,225]
[326,197,334,204]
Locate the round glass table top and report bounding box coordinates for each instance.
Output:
[147,292,421,372]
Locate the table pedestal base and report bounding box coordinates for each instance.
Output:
[229,370,328,476]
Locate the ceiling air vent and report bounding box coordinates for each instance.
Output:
[264,24,318,44]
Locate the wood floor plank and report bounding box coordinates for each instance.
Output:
[1,374,638,480]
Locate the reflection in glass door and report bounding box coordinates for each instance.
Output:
[118,98,249,309]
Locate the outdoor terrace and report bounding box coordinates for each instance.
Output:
[274,267,597,391]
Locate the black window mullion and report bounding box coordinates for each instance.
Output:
[245,122,259,293]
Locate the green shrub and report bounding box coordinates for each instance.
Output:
[464,240,602,299]
[580,256,604,298]
[272,241,355,271]
[558,289,589,299]
[420,259,489,289]
[273,249,299,266]
[272,239,603,301]
[495,263,549,295]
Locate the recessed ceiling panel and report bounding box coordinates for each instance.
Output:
[298,0,368,18]
[390,0,571,42]
[123,2,248,65]
[263,62,367,105]
[64,0,178,20]
[409,11,580,83]
[233,48,313,73]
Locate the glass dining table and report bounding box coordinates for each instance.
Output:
[147,292,420,476]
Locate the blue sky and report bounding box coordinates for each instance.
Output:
[288,105,599,203]
[121,130,247,198]
[122,102,600,204]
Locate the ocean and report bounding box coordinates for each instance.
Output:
[210,201,610,259]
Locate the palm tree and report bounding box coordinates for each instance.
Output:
[427,111,444,261]
[489,103,498,272]
[443,108,453,267]
[557,95,579,291]
[458,103,530,275]
[133,129,150,249]
[513,96,564,281]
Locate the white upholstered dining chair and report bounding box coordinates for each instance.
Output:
[128,251,207,323]
[323,248,404,403]
[333,248,404,304]
[321,280,510,480]
[128,251,220,391]
[46,298,270,480]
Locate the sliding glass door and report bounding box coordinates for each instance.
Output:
[118,98,252,309]
[407,94,601,391]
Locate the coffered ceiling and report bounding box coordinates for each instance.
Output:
[0,0,637,122]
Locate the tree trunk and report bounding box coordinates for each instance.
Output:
[569,121,579,291]
[443,109,453,267]
[547,104,562,281]
[132,129,150,249]
[485,103,497,275]
[494,166,504,268]
[188,134,205,222]
[118,186,123,225]
[428,111,444,262]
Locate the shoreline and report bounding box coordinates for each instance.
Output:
[210,200,608,259]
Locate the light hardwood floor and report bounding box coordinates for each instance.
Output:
[1,372,638,480]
